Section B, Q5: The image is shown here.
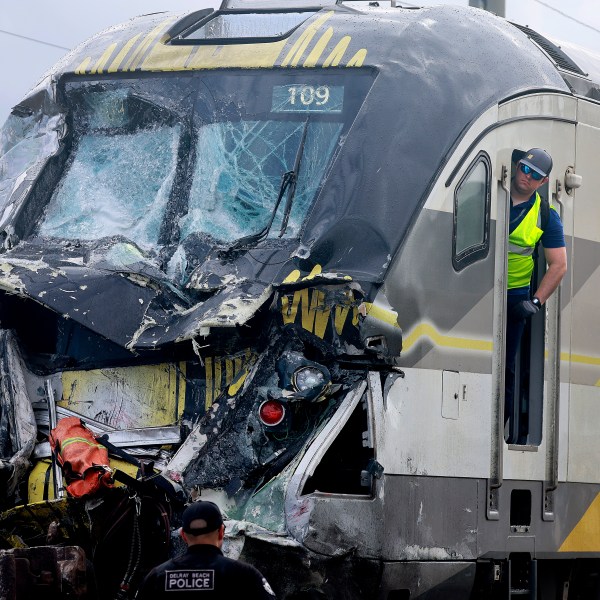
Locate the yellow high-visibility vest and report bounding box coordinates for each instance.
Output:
[508,192,545,289]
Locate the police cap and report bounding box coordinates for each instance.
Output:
[182,501,223,535]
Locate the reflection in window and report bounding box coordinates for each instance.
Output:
[39,125,181,248]
[453,154,490,270]
[184,12,313,41]
[181,120,342,243]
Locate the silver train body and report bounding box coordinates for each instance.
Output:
[0,1,599,598]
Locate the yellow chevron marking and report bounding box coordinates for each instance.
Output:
[310,289,331,338]
[304,27,334,67]
[179,41,287,70]
[323,36,351,67]
[205,356,213,410]
[206,352,256,405]
[75,57,92,75]
[304,264,322,279]
[281,288,329,336]
[281,12,334,67]
[334,305,352,335]
[107,33,142,73]
[142,44,195,71]
[346,48,367,67]
[225,358,233,386]
[283,269,301,284]
[402,322,493,353]
[361,302,400,328]
[91,43,117,74]
[559,492,600,552]
[228,370,248,396]
[282,264,324,284]
[124,17,176,72]
[281,287,358,338]
[214,359,222,402]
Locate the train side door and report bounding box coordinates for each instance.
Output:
[490,101,575,489]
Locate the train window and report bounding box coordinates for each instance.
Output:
[452,152,491,271]
[31,70,373,264]
[38,89,182,246]
[182,119,343,243]
[177,11,316,44]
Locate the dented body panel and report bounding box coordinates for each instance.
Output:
[1,2,600,599]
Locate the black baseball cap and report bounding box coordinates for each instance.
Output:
[182,501,223,535]
[520,148,552,177]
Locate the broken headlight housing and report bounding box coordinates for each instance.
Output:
[277,351,331,402]
[292,366,327,396]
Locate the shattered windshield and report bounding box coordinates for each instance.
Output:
[181,119,342,242]
[32,71,372,253]
[40,126,180,246]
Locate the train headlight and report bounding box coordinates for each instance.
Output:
[292,366,327,393]
[276,351,332,402]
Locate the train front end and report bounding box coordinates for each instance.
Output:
[0,5,404,598]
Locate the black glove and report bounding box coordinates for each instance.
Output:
[511,299,540,319]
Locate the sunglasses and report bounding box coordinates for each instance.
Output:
[519,163,544,181]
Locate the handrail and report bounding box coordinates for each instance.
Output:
[543,178,564,520]
[487,164,510,520]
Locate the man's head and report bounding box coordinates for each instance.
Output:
[180,501,225,548]
[513,148,552,199]
[520,148,552,178]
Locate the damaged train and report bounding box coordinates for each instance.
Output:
[1,0,600,598]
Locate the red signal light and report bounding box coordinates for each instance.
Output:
[259,400,285,427]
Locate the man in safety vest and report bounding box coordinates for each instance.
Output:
[505,148,567,430]
[136,501,276,599]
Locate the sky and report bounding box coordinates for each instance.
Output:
[1,0,600,124]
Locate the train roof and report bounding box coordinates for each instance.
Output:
[36,1,600,97]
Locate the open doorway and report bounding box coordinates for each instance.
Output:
[504,149,548,445]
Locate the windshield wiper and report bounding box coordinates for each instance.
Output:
[222,120,309,255]
[278,119,309,237]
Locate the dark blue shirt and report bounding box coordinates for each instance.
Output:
[508,192,565,296]
[136,544,277,599]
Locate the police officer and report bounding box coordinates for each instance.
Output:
[136,501,276,599]
[505,148,567,432]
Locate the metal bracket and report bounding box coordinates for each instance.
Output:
[487,479,500,521]
[543,485,555,521]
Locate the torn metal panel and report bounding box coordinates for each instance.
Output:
[57,363,185,429]
[0,251,275,349]
[0,331,37,503]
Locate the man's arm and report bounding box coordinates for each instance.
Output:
[535,246,567,304]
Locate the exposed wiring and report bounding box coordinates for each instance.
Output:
[0,28,70,51]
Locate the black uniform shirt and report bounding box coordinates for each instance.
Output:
[136,544,276,599]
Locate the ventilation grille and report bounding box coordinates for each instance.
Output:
[511,22,587,77]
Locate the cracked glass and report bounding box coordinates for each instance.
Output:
[40,125,181,247]
[29,71,372,264]
[181,119,342,242]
